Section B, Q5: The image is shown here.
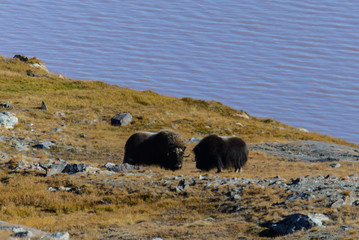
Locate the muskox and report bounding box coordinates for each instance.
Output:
[193,135,248,173]
[123,130,186,170]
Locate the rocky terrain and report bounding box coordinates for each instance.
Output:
[1,111,358,239]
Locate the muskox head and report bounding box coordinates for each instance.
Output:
[165,144,186,170]
[160,131,186,170]
[193,134,248,173]
[123,130,186,171]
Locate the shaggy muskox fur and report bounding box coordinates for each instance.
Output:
[193,135,248,173]
[123,130,186,170]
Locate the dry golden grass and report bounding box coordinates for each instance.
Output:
[0,55,358,239]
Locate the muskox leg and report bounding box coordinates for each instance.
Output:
[216,158,224,173]
[235,168,244,173]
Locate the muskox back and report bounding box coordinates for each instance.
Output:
[123,130,186,170]
[193,135,248,173]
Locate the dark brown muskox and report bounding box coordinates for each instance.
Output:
[193,135,248,173]
[123,130,186,170]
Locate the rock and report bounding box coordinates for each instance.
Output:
[0,102,12,109]
[48,187,58,192]
[13,54,29,62]
[42,101,48,110]
[53,127,63,132]
[33,141,54,150]
[12,231,33,238]
[331,195,358,208]
[260,213,329,237]
[298,128,309,132]
[111,112,133,126]
[54,111,65,118]
[103,162,140,172]
[62,163,88,175]
[177,179,189,190]
[0,220,69,239]
[233,112,250,119]
[30,62,49,72]
[0,112,18,129]
[44,232,70,240]
[186,137,202,143]
[46,163,67,176]
[285,192,314,203]
[330,163,341,168]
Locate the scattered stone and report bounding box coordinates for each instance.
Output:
[175,179,190,192]
[46,163,67,176]
[103,162,140,172]
[298,128,309,132]
[330,163,341,168]
[13,54,29,62]
[54,111,65,118]
[285,192,314,203]
[111,112,133,126]
[235,122,244,127]
[233,112,250,119]
[42,101,48,110]
[10,159,46,172]
[53,127,63,132]
[45,231,70,240]
[0,112,18,129]
[186,137,202,143]
[48,187,58,192]
[33,141,54,150]
[0,220,69,239]
[331,195,358,208]
[62,163,88,175]
[30,62,49,72]
[0,102,12,109]
[260,213,329,237]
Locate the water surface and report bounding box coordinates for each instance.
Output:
[1,1,358,143]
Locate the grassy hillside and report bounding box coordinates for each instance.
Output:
[0,55,357,239]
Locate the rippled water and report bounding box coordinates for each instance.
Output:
[1,1,358,144]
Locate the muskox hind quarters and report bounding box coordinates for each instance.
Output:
[193,134,248,173]
[123,130,186,171]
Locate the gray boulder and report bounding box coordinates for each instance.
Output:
[0,102,12,109]
[41,101,48,110]
[0,220,69,239]
[33,141,54,150]
[62,163,88,175]
[13,54,29,62]
[0,112,18,129]
[103,162,140,172]
[260,213,329,237]
[111,112,133,126]
[46,163,67,176]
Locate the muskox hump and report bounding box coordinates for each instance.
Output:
[123,130,186,170]
[193,135,248,173]
[123,132,153,165]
